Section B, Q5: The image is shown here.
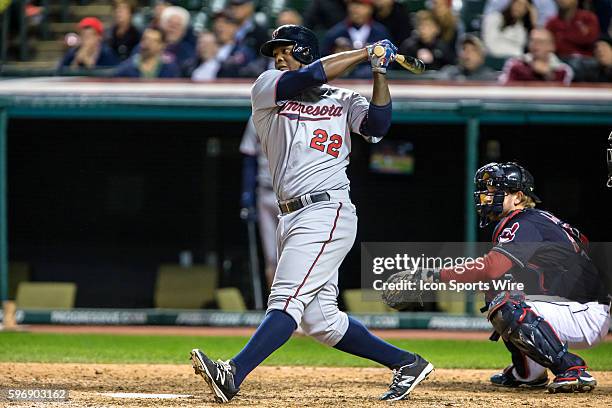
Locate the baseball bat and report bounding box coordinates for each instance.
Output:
[373,45,426,74]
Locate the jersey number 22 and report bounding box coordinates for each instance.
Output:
[310,129,343,158]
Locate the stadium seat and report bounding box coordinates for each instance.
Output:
[215,287,247,312]
[343,289,394,313]
[8,262,30,300]
[484,55,507,71]
[436,291,485,315]
[154,264,218,309]
[460,0,486,34]
[172,0,205,11]
[15,282,77,309]
[402,0,427,13]
[285,0,310,14]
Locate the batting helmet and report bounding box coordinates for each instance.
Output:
[260,25,320,65]
[474,162,541,227]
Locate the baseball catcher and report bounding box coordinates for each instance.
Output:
[383,162,611,393]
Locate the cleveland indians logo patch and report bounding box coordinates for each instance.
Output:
[498,222,520,243]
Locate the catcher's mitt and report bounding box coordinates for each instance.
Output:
[381,268,440,310]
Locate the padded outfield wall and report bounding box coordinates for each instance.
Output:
[0,79,610,309]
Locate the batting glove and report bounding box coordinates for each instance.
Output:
[366,39,398,74]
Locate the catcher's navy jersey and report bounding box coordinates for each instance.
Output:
[491,208,605,303]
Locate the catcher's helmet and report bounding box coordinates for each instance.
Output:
[260,24,320,65]
[474,162,541,227]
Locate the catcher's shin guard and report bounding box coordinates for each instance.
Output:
[487,291,585,375]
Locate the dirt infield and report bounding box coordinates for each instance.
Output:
[2,363,611,407]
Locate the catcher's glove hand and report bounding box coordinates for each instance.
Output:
[381,268,440,310]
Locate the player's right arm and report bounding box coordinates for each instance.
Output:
[251,52,365,109]
[251,44,395,108]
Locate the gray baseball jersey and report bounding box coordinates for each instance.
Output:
[251,69,383,346]
[251,69,380,201]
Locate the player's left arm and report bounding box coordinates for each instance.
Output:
[347,72,392,142]
[348,41,396,141]
[361,72,392,140]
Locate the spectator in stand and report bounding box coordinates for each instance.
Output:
[149,0,170,30]
[545,0,600,57]
[572,34,612,81]
[227,0,269,76]
[58,17,120,73]
[430,0,460,58]
[373,0,413,45]
[499,28,574,84]
[114,27,180,78]
[482,0,536,58]
[323,0,391,56]
[327,35,375,78]
[189,10,258,80]
[229,0,268,54]
[216,9,258,77]
[158,5,196,73]
[259,9,304,71]
[304,0,347,31]
[276,8,303,27]
[332,36,355,54]
[400,10,455,71]
[149,0,196,46]
[437,34,500,80]
[579,0,611,35]
[188,32,220,81]
[590,35,612,81]
[107,0,141,61]
[484,0,558,27]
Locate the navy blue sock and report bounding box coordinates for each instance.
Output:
[334,317,416,369]
[232,309,297,386]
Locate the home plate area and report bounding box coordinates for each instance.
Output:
[98,392,194,399]
[2,363,611,407]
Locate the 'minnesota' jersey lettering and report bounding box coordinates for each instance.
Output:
[251,69,381,201]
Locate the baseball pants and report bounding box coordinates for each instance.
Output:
[267,189,357,346]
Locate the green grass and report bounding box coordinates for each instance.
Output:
[1,333,611,370]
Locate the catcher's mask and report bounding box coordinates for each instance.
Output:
[474,162,541,228]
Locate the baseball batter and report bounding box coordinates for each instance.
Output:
[384,162,611,393]
[191,25,433,402]
[239,116,279,287]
